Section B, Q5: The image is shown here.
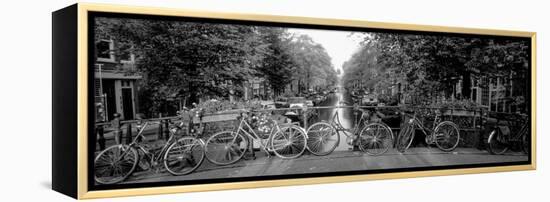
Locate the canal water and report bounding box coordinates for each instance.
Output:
[311,88,357,151]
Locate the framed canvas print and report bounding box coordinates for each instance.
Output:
[52,3,536,199]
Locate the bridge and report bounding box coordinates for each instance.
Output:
[118,147,527,185]
[92,90,529,185]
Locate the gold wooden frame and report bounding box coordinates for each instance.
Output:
[74,3,536,199]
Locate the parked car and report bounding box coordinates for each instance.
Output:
[288,97,307,108]
[361,94,379,106]
[275,97,289,108]
[305,100,314,107]
[260,100,277,110]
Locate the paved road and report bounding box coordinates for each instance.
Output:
[120,147,528,184]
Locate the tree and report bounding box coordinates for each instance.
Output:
[288,34,336,93]
[95,18,268,116]
[342,36,379,93]
[257,28,296,96]
[348,31,530,107]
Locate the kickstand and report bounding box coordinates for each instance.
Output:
[243,140,257,160]
[263,148,271,158]
[243,152,256,161]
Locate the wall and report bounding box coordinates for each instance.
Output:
[0,0,547,202]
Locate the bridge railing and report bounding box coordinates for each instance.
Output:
[94,105,506,151]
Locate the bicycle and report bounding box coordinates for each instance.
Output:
[395,108,460,153]
[204,110,307,166]
[487,113,529,155]
[94,109,205,184]
[306,104,394,156]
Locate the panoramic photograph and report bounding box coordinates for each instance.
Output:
[91,16,531,186]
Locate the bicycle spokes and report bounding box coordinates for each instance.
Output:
[164,138,204,175]
[306,122,339,156]
[94,145,138,184]
[433,122,460,151]
[205,131,248,165]
[488,129,509,155]
[272,131,293,152]
[359,123,392,155]
[272,127,307,159]
[309,129,335,151]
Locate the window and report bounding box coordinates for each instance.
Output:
[120,51,131,61]
[122,80,131,87]
[97,40,114,62]
[120,45,135,63]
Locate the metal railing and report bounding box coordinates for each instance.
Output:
[94,105,498,151]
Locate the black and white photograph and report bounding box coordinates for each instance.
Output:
[90,13,532,188]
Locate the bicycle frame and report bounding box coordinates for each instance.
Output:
[329,108,369,138]
[95,112,208,185]
[493,116,528,141]
[513,123,529,141]
[487,113,530,155]
[126,121,183,169]
[408,115,430,135]
[231,114,283,156]
[404,111,447,145]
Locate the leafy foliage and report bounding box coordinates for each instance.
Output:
[343,32,529,108]
[95,18,338,117]
[289,34,337,93]
[257,27,296,96]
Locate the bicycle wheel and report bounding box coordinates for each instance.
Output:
[94,144,138,184]
[487,128,508,154]
[306,122,339,156]
[271,125,307,159]
[164,137,205,176]
[358,123,393,155]
[205,131,248,165]
[434,121,460,152]
[515,123,529,155]
[396,122,414,153]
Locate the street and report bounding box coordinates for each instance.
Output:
[121,147,528,184]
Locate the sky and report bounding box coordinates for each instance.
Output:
[287,28,364,73]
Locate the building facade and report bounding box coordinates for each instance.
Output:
[94,39,142,122]
[457,73,526,113]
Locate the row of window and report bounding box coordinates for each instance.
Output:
[96,39,135,63]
